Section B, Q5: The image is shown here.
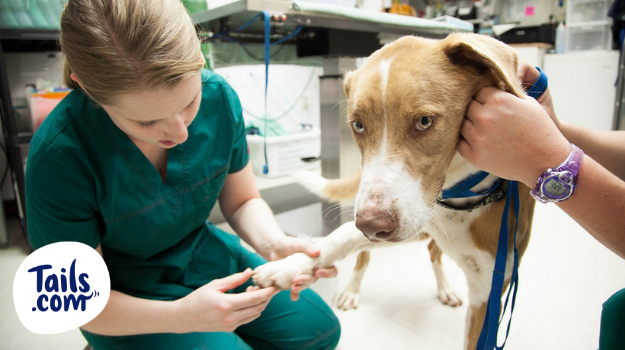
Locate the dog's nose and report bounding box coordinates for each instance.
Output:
[355,208,397,241]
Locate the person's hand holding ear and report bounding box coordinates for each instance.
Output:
[457,61,570,187]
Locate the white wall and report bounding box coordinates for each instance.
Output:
[543,51,619,131]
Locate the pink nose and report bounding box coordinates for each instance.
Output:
[355,208,397,241]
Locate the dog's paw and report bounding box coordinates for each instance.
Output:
[336,290,360,310]
[252,253,317,290]
[437,287,463,307]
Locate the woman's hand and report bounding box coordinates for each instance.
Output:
[458,87,570,186]
[268,236,337,301]
[173,268,279,333]
[517,60,559,127]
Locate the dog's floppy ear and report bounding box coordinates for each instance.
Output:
[343,71,355,99]
[440,33,524,97]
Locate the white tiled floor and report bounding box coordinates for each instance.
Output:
[1,202,624,349]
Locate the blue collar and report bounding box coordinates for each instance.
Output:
[437,171,507,211]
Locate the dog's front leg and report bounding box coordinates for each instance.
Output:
[252,221,372,290]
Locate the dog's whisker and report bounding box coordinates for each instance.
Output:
[323,204,354,218]
[430,212,448,238]
[429,212,457,256]
[322,203,343,217]
[323,209,341,219]
[322,203,356,219]
[330,210,356,223]
[331,99,348,112]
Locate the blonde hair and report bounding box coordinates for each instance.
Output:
[60,0,205,106]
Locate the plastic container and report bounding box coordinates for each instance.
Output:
[565,23,612,52]
[566,0,612,25]
[246,128,321,177]
[555,21,566,53]
[29,90,70,132]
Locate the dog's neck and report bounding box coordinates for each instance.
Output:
[439,153,502,209]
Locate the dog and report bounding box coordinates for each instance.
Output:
[293,170,464,311]
[297,171,465,310]
[252,32,535,350]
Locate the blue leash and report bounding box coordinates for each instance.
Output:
[447,67,547,350]
[527,67,548,99]
[263,11,270,174]
[476,180,520,350]
[443,172,520,350]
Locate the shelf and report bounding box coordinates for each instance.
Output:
[0,29,60,52]
[566,20,612,28]
[0,28,59,40]
[254,162,321,191]
[193,0,471,40]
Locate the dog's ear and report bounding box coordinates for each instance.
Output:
[439,33,524,97]
[343,71,355,99]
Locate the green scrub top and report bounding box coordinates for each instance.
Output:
[26,69,250,300]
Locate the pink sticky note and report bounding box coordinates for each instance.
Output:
[525,6,534,16]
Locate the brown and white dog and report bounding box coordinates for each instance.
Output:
[293,170,464,311]
[253,33,535,350]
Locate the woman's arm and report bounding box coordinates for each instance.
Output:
[81,246,278,335]
[459,87,625,259]
[556,155,625,258]
[559,121,625,180]
[218,163,337,299]
[218,163,321,261]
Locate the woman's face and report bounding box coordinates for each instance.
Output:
[101,72,202,149]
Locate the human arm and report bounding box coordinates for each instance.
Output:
[218,163,337,300]
[517,60,625,180]
[558,121,625,180]
[458,81,625,259]
[82,248,278,335]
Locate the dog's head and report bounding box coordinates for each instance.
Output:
[345,33,524,242]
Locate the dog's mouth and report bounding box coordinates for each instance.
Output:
[366,229,399,242]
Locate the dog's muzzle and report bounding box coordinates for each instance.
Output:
[355,208,399,242]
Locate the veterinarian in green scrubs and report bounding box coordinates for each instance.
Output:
[25,1,340,349]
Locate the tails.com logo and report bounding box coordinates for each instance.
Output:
[13,242,110,334]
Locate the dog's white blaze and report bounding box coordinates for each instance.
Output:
[379,58,392,102]
[357,153,431,240]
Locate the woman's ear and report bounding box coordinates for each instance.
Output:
[69,73,82,87]
[69,73,90,96]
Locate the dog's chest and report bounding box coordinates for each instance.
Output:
[428,206,486,259]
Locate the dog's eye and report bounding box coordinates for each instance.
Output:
[352,121,365,134]
[415,116,433,131]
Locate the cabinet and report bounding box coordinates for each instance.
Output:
[0,28,60,237]
[565,0,613,52]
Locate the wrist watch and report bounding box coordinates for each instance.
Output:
[530,144,584,203]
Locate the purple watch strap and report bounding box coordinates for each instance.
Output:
[560,143,583,180]
[530,143,584,203]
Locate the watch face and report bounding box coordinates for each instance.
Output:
[542,176,570,199]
